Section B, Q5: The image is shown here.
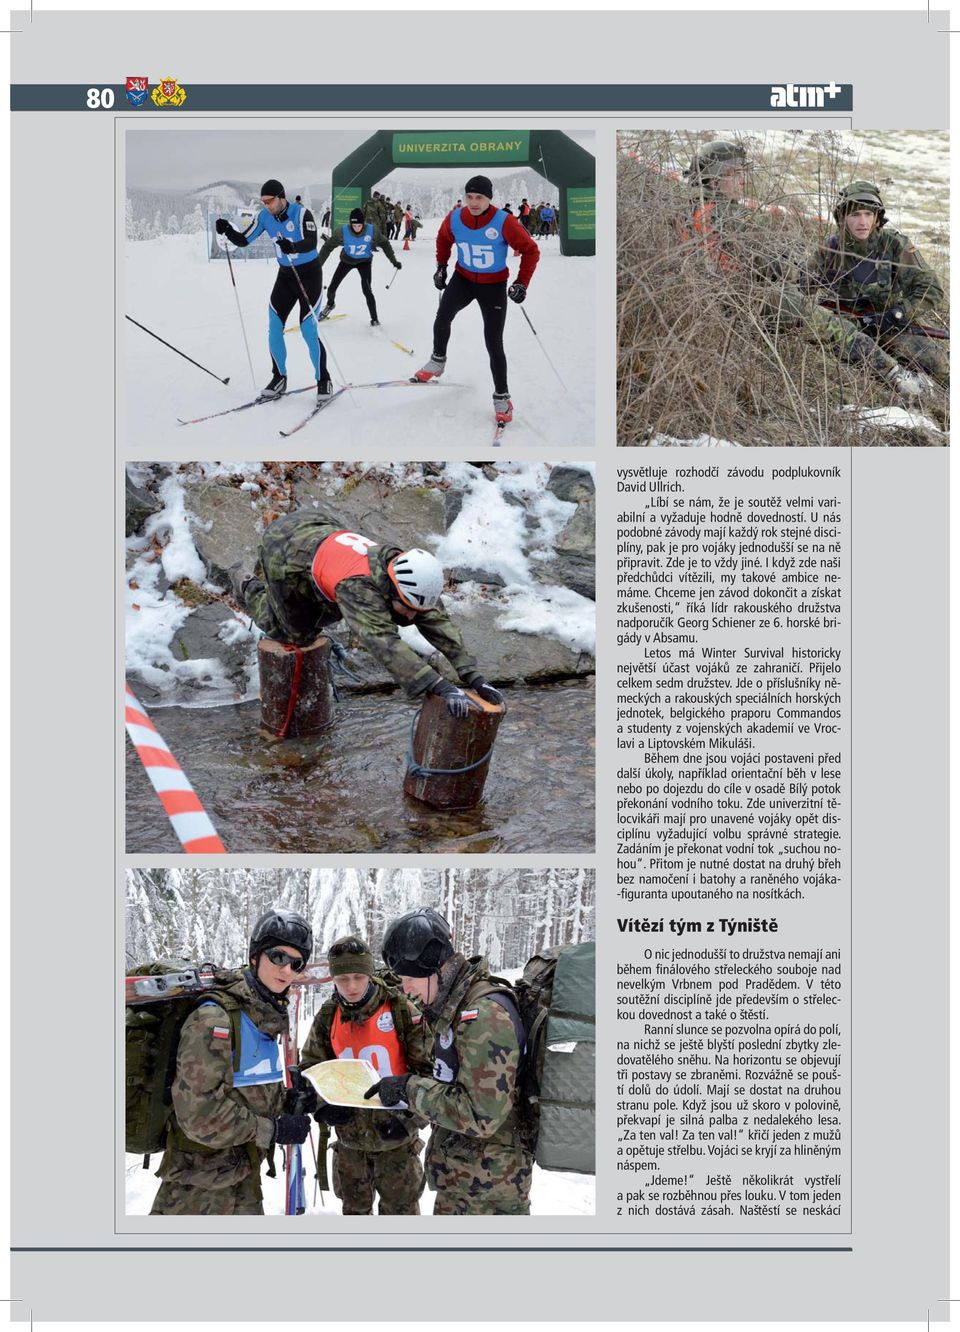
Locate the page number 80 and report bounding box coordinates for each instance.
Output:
[86,87,115,108]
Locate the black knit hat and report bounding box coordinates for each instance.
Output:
[348,207,365,225]
[464,175,493,199]
[260,178,285,199]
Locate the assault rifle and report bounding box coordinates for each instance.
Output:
[819,300,950,340]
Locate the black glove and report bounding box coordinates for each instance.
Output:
[275,236,295,254]
[215,218,231,235]
[285,1068,318,1116]
[272,1113,311,1145]
[431,678,473,719]
[394,260,403,270]
[467,676,504,707]
[876,306,907,335]
[433,266,448,290]
[507,282,527,304]
[377,1115,409,1143]
[364,1074,412,1109]
[313,1101,356,1127]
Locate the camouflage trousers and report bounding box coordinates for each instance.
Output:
[762,284,949,384]
[242,511,345,647]
[331,1137,425,1215]
[151,1172,263,1216]
[426,1133,533,1216]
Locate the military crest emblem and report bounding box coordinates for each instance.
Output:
[125,77,148,108]
[151,78,187,108]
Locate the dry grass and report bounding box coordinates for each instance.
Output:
[617,132,948,448]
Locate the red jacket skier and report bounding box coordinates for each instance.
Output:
[414,174,539,426]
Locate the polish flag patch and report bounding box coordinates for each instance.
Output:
[212,1026,231,1040]
[459,1009,479,1022]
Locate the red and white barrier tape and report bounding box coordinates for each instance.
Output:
[124,683,227,853]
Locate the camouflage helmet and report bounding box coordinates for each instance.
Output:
[382,907,454,978]
[685,139,749,185]
[833,181,886,228]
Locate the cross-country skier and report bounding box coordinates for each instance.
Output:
[413,175,540,426]
[316,207,402,326]
[215,179,331,401]
[236,509,505,714]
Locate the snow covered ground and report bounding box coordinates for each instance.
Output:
[126,1142,595,1217]
[125,226,595,450]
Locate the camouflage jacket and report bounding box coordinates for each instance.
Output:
[300,978,421,1154]
[317,223,399,269]
[805,227,945,322]
[256,509,480,696]
[161,970,288,1189]
[677,193,798,282]
[405,955,524,1149]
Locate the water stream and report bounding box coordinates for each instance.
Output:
[126,681,595,854]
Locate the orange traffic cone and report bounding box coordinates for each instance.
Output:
[403,236,410,251]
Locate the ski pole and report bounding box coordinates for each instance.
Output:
[280,243,357,407]
[125,316,230,385]
[518,305,572,397]
[386,266,401,291]
[223,246,258,391]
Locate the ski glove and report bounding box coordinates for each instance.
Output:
[431,679,474,719]
[275,236,295,254]
[507,283,527,304]
[272,1113,311,1146]
[314,1100,356,1127]
[467,677,505,707]
[215,218,231,234]
[364,1074,412,1109]
[394,261,403,270]
[433,266,448,290]
[284,1068,319,1117]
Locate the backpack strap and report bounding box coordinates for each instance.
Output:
[464,979,525,1050]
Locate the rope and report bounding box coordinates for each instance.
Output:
[405,695,507,780]
[276,645,305,739]
[326,637,361,702]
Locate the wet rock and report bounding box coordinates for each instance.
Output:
[443,488,465,528]
[188,483,263,586]
[295,476,447,548]
[547,466,595,504]
[126,472,162,536]
[448,566,506,588]
[169,602,252,694]
[539,473,596,600]
[448,599,594,685]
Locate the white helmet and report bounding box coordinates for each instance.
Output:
[388,549,444,610]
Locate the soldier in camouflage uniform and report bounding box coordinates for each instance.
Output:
[680,141,933,397]
[151,908,314,1216]
[299,935,425,1214]
[366,907,532,1216]
[805,180,948,388]
[238,510,503,714]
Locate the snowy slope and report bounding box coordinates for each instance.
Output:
[125,224,595,450]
